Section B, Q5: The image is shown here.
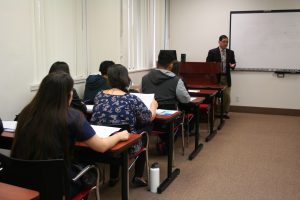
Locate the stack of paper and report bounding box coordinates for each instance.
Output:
[91,125,121,138]
[3,121,17,132]
[130,93,154,110]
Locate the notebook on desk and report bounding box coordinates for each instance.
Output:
[156,109,177,116]
[130,93,154,110]
[91,125,121,138]
[2,121,17,132]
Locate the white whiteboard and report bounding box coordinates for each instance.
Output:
[230,10,300,71]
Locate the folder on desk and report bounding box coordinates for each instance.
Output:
[91,125,121,138]
[156,109,177,116]
[2,121,17,132]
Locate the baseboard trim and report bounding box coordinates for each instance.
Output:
[230,106,300,116]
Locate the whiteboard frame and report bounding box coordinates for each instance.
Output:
[229,9,300,72]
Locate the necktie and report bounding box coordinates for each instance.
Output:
[221,49,226,73]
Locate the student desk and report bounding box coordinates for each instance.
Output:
[0,182,40,200]
[75,134,141,200]
[0,131,141,200]
[188,90,218,142]
[187,84,227,130]
[153,110,182,193]
[188,97,205,160]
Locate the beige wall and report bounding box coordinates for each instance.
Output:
[170,0,300,109]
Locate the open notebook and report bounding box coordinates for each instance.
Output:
[130,93,154,110]
[2,121,17,132]
[91,125,121,138]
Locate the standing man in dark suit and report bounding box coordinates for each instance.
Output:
[206,35,236,119]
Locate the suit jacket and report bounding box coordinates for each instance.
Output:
[206,47,236,87]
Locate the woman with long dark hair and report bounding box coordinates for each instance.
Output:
[91,64,158,187]
[11,72,129,197]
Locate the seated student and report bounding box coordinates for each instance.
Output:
[49,61,87,115]
[141,50,191,153]
[0,118,3,133]
[141,50,190,109]
[83,60,115,104]
[10,72,129,198]
[91,64,158,187]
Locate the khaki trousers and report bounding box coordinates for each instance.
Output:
[218,75,231,114]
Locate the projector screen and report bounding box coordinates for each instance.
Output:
[230,10,300,72]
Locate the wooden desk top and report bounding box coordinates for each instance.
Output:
[1,131,141,154]
[187,84,227,90]
[0,182,39,200]
[155,110,182,121]
[75,134,141,153]
[188,89,218,97]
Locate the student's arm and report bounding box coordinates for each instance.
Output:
[149,99,158,121]
[176,79,191,104]
[84,130,129,153]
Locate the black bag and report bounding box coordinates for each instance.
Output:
[71,163,97,189]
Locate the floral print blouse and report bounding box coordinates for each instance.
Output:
[90,91,152,154]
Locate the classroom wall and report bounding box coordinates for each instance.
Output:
[0,0,122,120]
[0,0,36,120]
[0,0,153,120]
[170,0,300,109]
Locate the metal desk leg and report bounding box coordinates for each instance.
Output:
[189,106,203,160]
[157,120,180,193]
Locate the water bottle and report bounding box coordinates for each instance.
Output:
[150,162,160,193]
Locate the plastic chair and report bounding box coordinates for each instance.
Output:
[0,153,100,200]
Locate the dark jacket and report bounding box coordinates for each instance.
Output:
[83,74,110,103]
[206,47,236,87]
[141,69,180,106]
[0,118,3,133]
[71,89,87,115]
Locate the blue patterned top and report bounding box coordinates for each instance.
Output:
[90,91,152,154]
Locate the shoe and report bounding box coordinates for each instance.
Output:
[132,177,148,187]
[108,178,119,187]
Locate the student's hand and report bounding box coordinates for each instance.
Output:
[150,99,158,110]
[117,130,130,141]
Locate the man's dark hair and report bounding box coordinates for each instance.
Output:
[99,60,115,75]
[158,50,176,67]
[49,61,70,74]
[219,35,228,41]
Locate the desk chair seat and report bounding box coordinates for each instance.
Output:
[0,153,100,200]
